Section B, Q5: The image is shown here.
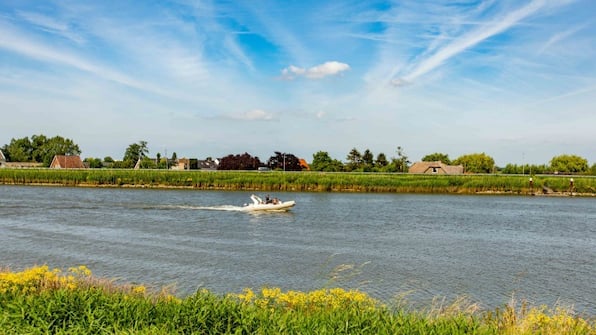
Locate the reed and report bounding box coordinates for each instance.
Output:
[1,169,595,195]
[1,265,593,334]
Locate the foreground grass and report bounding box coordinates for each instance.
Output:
[1,169,595,195]
[1,266,593,334]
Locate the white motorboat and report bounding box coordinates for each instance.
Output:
[242,194,296,212]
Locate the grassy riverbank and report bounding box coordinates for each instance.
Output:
[1,168,595,195]
[1,266,593,334]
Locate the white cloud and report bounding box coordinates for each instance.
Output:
[226,109,277,121]
[281,61,350,80]
[389,78,410,87]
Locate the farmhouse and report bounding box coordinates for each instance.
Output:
[409,161,464,175]
[171,158,219,170]
[50,155,85,169]
[0,150,44,168]
[172,158,196,170]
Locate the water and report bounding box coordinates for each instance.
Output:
[1,185,594,314]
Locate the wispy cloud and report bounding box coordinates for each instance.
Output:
[238,3,311,66]
[281,61,350,80]
[395,0,547,83]
[16,10,85,44]
[0,21,169,96]
[538,23,588,55]
[1,0,594,164]
[520,84,596,109]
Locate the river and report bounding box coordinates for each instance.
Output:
[0,185,594,314]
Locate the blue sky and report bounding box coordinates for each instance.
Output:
[1,0,595,166]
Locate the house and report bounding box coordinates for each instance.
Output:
[172,158,191,170]
[198,159,218,170]
[171,158,218,170]
[299,158,310,171]
[0,150,44,168]
[50,155,85,169]
[409,161,464,175]
[1,162,43,168]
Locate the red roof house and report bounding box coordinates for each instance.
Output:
[50,155,85,169]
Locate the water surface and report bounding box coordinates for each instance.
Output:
[0,185,594,313]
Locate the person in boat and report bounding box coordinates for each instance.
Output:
[272,197,279,205]
[265,194,271,204]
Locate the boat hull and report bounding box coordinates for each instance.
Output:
[242,200,296,212]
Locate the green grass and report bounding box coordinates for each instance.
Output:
[0,266,593,334]
[1,169,595,195]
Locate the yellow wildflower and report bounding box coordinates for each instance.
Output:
[132,285,147,295]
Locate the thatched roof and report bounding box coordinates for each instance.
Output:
[409,161,463,174]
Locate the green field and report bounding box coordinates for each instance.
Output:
[0,168,595,195]
[1,265,593,334]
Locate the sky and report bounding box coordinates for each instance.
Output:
[1,0,595,166]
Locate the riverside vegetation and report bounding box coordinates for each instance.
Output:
[0,265,593,334]
[1,169,595,195]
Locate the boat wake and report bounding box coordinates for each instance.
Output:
[159,204,247,212]
[155,195,295,213]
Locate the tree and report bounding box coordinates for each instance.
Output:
[550,154,588,174]
[391,146,410,173]
[362,149,374,171]
[139,157,157,169]
[267,152,303,171]
[30,134,48,163]
[311,151,344,172]
[157,157,168,169]
[421,153,451,165]
[123,141,149,167]
[155,153,168,169]
[36,135,81,166]
[501,163,549,175]
[453,153,495,173]
[217,153,261,170]
[375,153,388,169]
[2,134,81,166]
[346,148,362,171]
[2,137,33,162]
[84,157,103,168]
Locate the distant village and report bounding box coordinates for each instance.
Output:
[1,135,594,175]
[0,150,220,171]
[0,147,469,175]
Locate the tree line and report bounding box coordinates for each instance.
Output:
[2,134,595,175]
[1,135,81,167]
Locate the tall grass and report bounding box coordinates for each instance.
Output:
[1,266,593,334]
[1,169,595,194]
